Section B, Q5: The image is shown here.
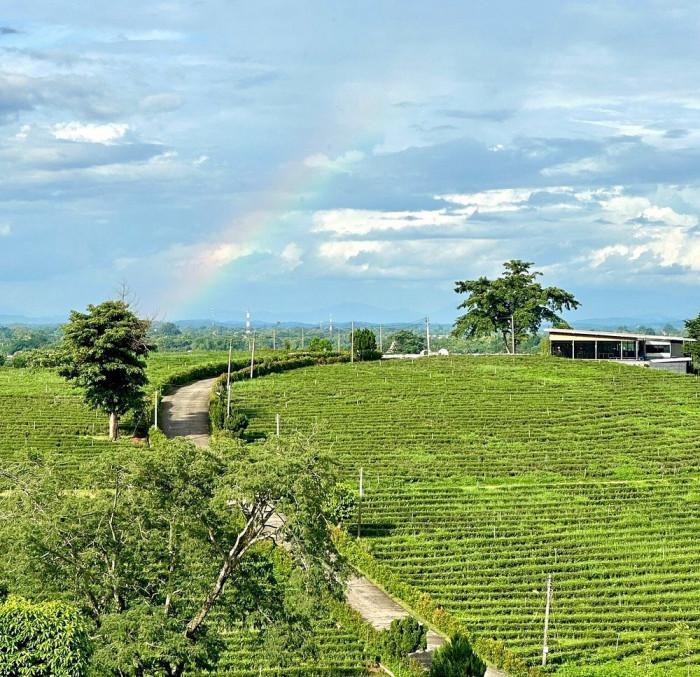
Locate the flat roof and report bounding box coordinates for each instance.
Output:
[547,328,694,342]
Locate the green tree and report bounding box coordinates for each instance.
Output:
[387,330,425,354]
[0,595,92,676]
[453,260,580,354]
[430,633,486,677]
[0,432,344,676]
[58,300,152,440]
[353,328,379,361]
[307,336,333,352]
[684,313,700,364]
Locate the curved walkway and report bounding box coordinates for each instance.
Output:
[160,376,506,676]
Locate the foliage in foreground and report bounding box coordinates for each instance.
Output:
[430,633,486,677]
[0,595,91,676]
[0,432,345,676]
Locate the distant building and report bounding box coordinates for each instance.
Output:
[548,328,695,373]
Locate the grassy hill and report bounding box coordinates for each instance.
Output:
[233,356,700,675]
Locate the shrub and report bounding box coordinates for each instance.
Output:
[430,633,486,677]
[380,617,427,659]
[324,482,358,526]
[0,595,91,676]
[308,337,333,352]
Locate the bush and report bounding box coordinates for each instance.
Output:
[0,595,91,676]
[308,337,333,352]
[430,633,486,677]
[324,482,358,526]
[380,617,427,659]
[223,412,249,436]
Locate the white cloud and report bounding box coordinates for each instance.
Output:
[280,242,303,269]
[303,150,365,172]
[312,208,467,236]
[317,238,498,279]
[437,188,534,212]
[541,157,608,177]
[52,122,129,144]
[0,223,11,237]
[122,29,185,42]
[15,125,31,141]
[193,155,209,166]
[640,205,697,227]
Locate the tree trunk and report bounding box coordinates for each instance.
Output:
[109,412,119,441]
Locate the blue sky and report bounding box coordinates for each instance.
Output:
[3,1,700,323]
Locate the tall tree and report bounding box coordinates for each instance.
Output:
[59,300,152,440]
[0,432,345,676]
[452,260,580,353]
[352,328,379,361]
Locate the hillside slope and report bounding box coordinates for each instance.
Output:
[234,356,700,674]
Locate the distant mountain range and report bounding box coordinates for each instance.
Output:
[0,310,688,332]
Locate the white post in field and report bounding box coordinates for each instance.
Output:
[351,321,354,363]
[226,338,233,418]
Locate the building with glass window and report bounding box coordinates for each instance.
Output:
[548,328,694,373]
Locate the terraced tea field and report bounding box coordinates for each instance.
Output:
[234,356,700,674]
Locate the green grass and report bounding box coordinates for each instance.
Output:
[233,356,700,674]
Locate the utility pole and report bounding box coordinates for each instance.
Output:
[426,316,431,354]
[226,338,233,418]
[272,327,276,350]
[511,314,516,355]
[154,390,159,428]
[357,467,364,539]
[249,332,256,379]
[542,574,552,667]
[301,326,305,349]
[379,324,383,353]
[329,314,333,337]
[351,321,354,363]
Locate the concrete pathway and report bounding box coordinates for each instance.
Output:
[160,377,217,448]
[161,377,506,675]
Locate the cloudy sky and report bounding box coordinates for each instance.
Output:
[3,1,700,322]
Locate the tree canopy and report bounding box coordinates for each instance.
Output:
[352,328,379,361]
[452,260,580,353]
[387,330,425,354]
[0,432,345,676]
[307,337,333,352]
[58,300,152,440]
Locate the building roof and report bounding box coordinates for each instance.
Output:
[547,328,694,342]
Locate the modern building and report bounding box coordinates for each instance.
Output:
[548,328,695,373]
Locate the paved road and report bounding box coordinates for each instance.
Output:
[160,377,217,448]
[347,576,506,675]
[160,377,507,675]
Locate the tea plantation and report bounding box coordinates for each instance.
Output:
[233,356,700,675]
